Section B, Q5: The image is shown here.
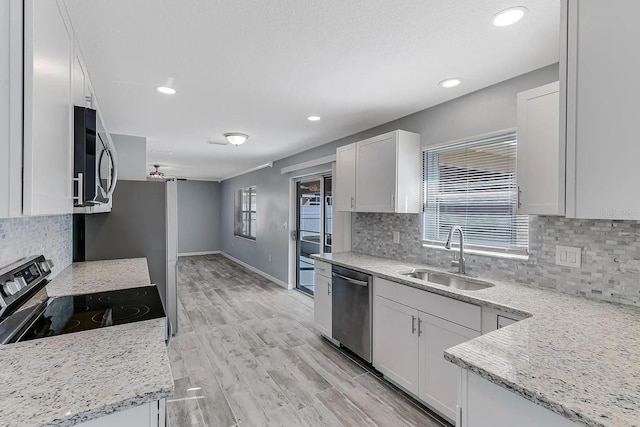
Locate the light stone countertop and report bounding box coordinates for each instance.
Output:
[0,258,174,427]
[46,258,152,297]
[314,252,640,427]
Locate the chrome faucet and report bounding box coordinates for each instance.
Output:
[445,225,465,274]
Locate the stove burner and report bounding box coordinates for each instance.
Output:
[90,305,151,324]
[62,319,81,332]
[97,289,148,304]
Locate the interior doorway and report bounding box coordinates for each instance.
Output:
[295,175,332,295]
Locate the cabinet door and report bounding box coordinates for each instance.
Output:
[373,295,419,394]
[566,1,640,219]
[313,273,332,338]
[419,312,480,422]
[335,143,356,212]
[356,134,397,212]
[517,82,563,215]
[23,0,73,215]
[0,0,23,218]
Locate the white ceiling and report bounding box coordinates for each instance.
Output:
[64,0,560,180]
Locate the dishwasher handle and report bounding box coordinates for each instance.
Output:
[332,272,369,287]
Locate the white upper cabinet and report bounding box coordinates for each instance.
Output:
[356,130,421,213]
[516,82,564,215]
[0,0,23,218]
[23,0,74,216]
[335,130,420,213]
[334,143,357,212]
[564,0,640,219]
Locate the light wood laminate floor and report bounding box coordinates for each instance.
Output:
[168,255,447,427]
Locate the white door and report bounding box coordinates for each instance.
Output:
[356,134,397,212]
[418,312,480,422]
[313,273,332,338]
[517,82,563,215]
[373,295,419,394]
[335,143,356,212]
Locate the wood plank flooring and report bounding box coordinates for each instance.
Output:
[167,254,447,427]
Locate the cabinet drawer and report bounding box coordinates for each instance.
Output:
[374,277,481,332]
[314,260,331,278]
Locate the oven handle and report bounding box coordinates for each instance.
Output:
[332,272,369,287]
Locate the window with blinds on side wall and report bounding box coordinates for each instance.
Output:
[422,132,529,257]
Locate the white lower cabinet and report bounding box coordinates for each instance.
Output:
[373,296,419,393]
[459,371,579,427]
[373,278,481,423]
[313,273,332,338]
[419,313,479,420]
[76,399,166,427]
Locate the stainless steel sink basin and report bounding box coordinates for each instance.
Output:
[400,269,493,291]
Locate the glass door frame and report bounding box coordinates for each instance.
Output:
[295,174,332,295]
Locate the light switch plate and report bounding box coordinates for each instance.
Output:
[556,245,581,268]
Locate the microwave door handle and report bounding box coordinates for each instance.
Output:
[332,273,368,287]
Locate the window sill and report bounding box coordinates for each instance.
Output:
[422,243,529,261]
[234,235,256,242]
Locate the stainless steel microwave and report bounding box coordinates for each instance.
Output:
[73,106,118,207]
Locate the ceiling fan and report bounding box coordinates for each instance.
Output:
[148,164,167,179]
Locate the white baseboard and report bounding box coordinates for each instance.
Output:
[221,252,289,289]
[178,250,221,257]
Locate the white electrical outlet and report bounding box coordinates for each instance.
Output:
[556,245,581,268]
[393,231,400,244]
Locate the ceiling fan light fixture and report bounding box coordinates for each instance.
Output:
[224,133,249,146]
[149,164,165,179]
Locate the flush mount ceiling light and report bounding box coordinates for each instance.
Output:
[224,133,249,146]
[307,116,321,121]
[156,86,176,95]
[149,164,165,179]
[438,78,461,88]
[492,6,528,27]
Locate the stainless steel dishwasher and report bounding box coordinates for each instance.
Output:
[331,265,372,362]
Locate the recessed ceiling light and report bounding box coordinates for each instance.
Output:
[157,86,176,95]
[307,116,321,121]
[438,78,461,89]
[492,7,528,27]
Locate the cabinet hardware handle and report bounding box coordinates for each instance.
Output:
[351,196,355,209]
[391,194,395,209]
[73,173,84,206]
[327,282,331,295]
[411,315,416,334]
[417,318,422,336]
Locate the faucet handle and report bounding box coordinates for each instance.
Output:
[451,253,460,267]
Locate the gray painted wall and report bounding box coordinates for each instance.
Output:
[84,180,168,303]
[178,180,221,254]
[112,133,147,181]
[221,64,560,284]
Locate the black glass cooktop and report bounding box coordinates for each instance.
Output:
[19,285,166,342]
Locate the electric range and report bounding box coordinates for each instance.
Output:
[0,255,166,344]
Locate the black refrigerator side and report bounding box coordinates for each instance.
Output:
[80,180,168,309]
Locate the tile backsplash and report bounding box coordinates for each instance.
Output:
[0,215,72,277]
[353,213,640,306]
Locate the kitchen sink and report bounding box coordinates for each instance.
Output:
[400,269,494,291]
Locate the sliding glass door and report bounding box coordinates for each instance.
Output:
[295,175,332,295]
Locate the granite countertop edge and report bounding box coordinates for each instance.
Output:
[49,386,174,427]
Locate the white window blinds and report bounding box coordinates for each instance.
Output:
[423,132,529,256]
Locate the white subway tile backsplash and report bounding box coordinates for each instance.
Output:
[0,215,72,277]
[353,213,640,307]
